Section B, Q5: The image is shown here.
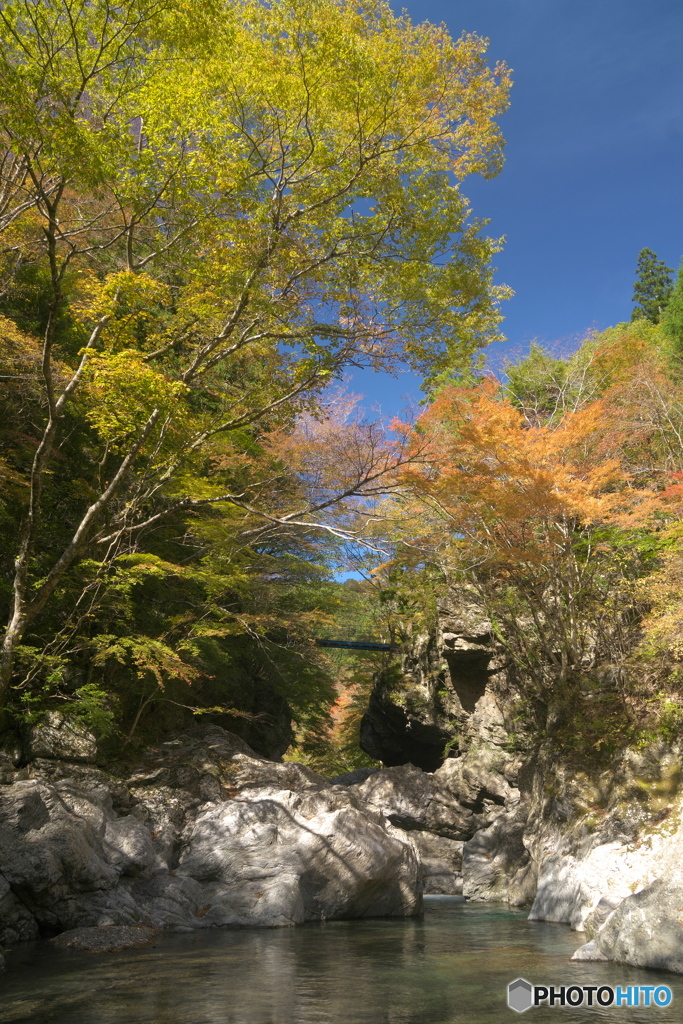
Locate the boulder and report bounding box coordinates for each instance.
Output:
[410,832,463,894]
[570,939,608,962]
[353,744,531,901]
[358,764,448,832]
[462,807,532,903]
[0,782,120,915]
[178,773,421,926]
[357,747,520,842]
[586,878,683,973]
[0,727,423,949]
[435,746,518,819]
[125,872,207,930]
[103,816,156,875]
[51,924,159,953]
[26,713,97,762]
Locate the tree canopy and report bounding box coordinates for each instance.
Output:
[0,0,511,747]
[384,317,683,757]
[662,264,683,362]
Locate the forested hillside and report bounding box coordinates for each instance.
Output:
[382,296,683,760]
[0,0,510,757]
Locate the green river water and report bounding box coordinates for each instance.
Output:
[0,897,681,1024]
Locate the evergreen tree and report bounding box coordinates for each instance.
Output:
[662,264,683,360]
[631,248,673,322]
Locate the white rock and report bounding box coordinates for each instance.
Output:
[27,713,97,762]
[179,784,421,926]
[592,878,683,973]
[528,810,683,932]
[571,939,608,961]
[104,816,156,875]
[0,731,424,947]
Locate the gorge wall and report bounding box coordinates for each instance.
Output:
[357,590,683,974]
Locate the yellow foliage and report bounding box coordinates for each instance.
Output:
[83,350,188,446]
[638,529,683,662]
[72,272,172,352]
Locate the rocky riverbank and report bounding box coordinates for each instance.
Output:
[0,724,423,953]
[3,591,683,977]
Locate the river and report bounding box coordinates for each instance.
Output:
[1,897,681,1023]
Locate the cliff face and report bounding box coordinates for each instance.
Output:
[360,592,513,772]
[358,589,683,974]
[525,743,683,972]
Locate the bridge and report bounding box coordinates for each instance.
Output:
[314,637,396,652]
[312,627,397,652]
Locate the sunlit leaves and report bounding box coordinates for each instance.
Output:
[0,0,512,730]
[391,371,678,699]
[73,272,172,348]
[83,349,188,447]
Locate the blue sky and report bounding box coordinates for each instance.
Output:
[349,0,683,417]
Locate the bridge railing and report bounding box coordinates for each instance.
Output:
[314,637,396,652]
[312,627,397,652]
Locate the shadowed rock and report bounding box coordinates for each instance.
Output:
[26,713,97,763]
[51,925,159,953]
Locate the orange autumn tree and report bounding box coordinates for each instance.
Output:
[394,376,678,702]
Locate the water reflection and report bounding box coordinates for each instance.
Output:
[1,897,681,1023]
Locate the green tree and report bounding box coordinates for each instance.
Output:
[504,342,570,425]
[662,264,683,361]
[0,0,511,714]
[631,248,673,323]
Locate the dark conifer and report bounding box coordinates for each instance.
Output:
[631,248,673,323]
